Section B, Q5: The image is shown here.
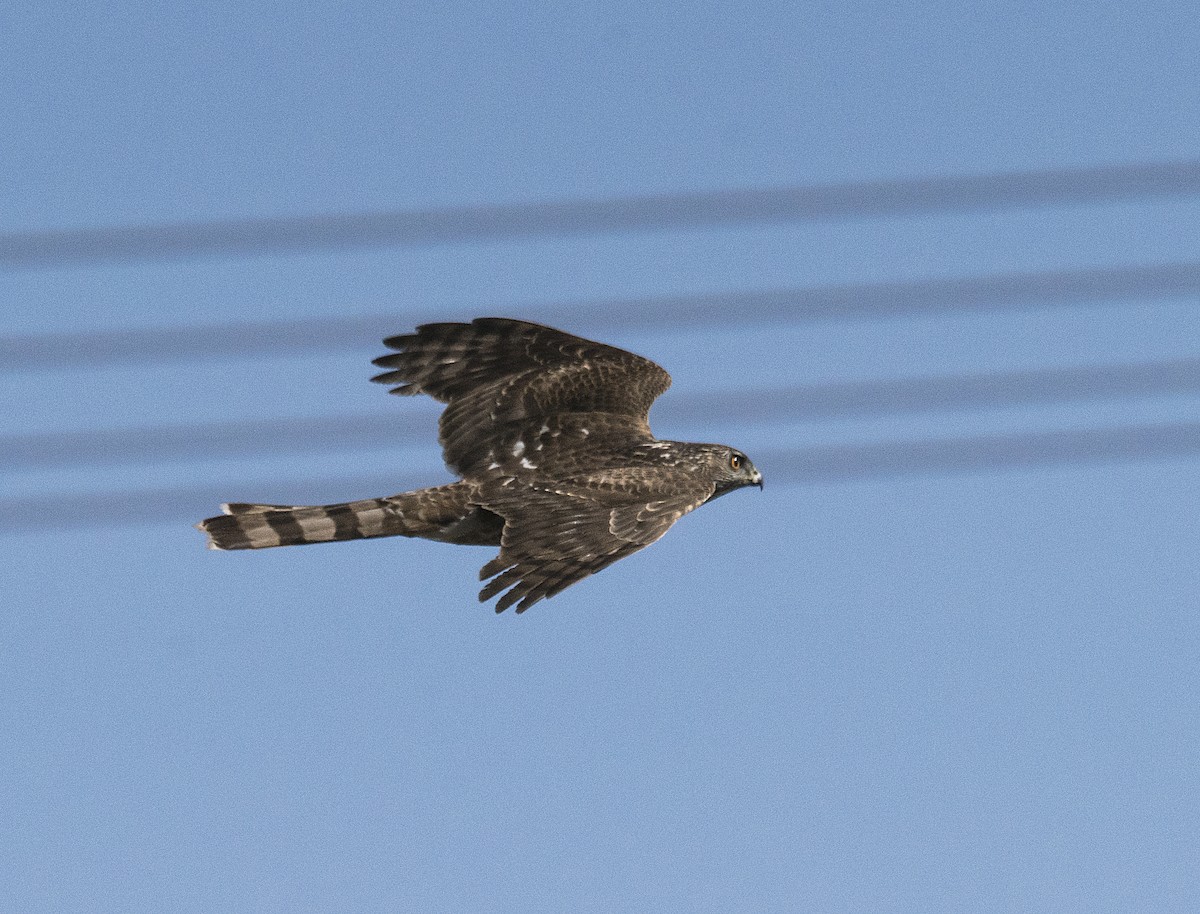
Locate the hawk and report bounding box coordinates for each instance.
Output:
[197,318,763,613]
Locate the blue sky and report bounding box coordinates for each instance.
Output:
[3,2,1199,911]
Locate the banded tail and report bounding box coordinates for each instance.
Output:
[196,482,503,550]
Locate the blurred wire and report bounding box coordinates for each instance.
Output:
[4,261,1198,373]
[3,160,1198,268]
[3,421,1196,533]
[6,356,1200,471]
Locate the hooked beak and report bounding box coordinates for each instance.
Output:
[751,468,763,491]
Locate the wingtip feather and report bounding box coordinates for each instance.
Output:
[381,333,419,350]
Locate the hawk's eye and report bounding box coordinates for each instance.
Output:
[730,453,744,470]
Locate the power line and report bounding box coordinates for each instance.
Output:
[3,159,1198,268]
[6,356,1200,472]
[4,261,1198,373]
[3,421,1196,534]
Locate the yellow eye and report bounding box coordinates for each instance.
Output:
[730,453,743,470]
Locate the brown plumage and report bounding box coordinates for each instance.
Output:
[197,318,763,613]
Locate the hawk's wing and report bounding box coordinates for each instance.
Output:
[476,480,713,613]
[371,318,672,475]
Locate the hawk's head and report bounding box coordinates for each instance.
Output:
[698,444,764,499]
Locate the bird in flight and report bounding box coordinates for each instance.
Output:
[197,318,763,613]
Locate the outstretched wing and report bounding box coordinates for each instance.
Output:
[476,480,712,613]
[371,318,671,475]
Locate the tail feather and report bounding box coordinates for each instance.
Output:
[196,482,503,550]
[198,498,399,550]
[221,503,294,515]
